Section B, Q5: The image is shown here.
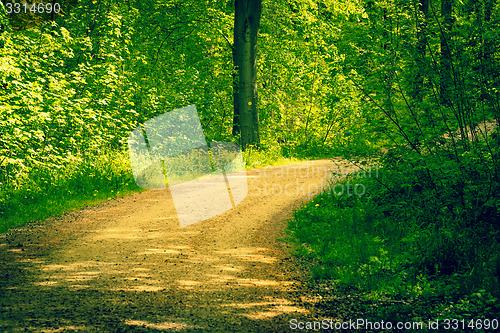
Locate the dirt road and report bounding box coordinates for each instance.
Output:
[0,159,344,332]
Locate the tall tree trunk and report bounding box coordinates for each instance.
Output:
[482,0,496,68]
[232,47,240,135]
[440,0,453,105]
[233,0,262,148]
[479,0,497,117]
[381,8,395,117]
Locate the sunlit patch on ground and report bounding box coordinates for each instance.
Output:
[214,264,243,272]
[138,248,181,255]
[126,319,198,331]
[177,279,203,287]
[92,228,143,240]
[1,160,335,331]
[19,258,45,264]
[215,247,278,264]
[33,280,59,286]
[222,297,309,320]
[24,326,88,332]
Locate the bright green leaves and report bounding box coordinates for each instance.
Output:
[0,6,137,189]
[257,0,361,152]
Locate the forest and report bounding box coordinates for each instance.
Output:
[1,0,499,329]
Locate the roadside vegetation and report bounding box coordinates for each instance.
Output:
[285,0,500,326]
[1,0,499,327]
[288,144,500,323]
[1,0,348,232]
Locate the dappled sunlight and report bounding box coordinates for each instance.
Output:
[1,159,336,331]
[236,254,278,264]
[242,308,303,320]
[139,248,181,255]
[64,274,99,282]
[126,319,196,331]
[34,280,59,286]
[222,298,309,320]
[42,261,114,272]
[67,284,91,290]
[215,247,278,264]
[37,261,124,288]
[32,229,304,322]
[177,279,203,287]
[21,203,314,332]
[130,285,165,292]
[222,301,279,309]
[205,273,237,282]
[217,247,270,254]
[214,264,243,272]
[131,267,150,272]
[93,228,145,240]
[130,272,150,278]
[72,270,100,276]
[235,278,285,288]
[19,258,46,264]
[24,326,88,332]
[42,264,78,271]
[123,276,161,283]
[109,285,165,292]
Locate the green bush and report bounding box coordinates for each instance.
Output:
[287,151,500,319]
[0,150,143,233]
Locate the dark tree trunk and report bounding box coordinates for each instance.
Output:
[440,0,453,105]
[232,47,240,135]
[482,0,496,64]
[233,0,262,148]
[412,0,429,101]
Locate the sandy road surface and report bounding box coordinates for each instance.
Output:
[0,159,346,332]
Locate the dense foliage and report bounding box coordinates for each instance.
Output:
[0,0,363,190]
[0,0,359,226]
[287,0,500,322]
[1,0,499,323]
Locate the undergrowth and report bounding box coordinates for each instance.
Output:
[242,143,302,169]
[0,150,144,233]
[287,143,500,324]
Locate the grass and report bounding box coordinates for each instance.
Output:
[242,143,302,169]
[0,150,145,233]
[286,158,500,324]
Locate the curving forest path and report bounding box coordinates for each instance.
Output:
[0,159,352,332]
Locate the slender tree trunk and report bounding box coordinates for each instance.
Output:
[440,0,453,105]
[233,0,262,148]
[479,0,497,116]
[382,8,395,116]
[482,0,496,66]
[412,0,429,101]
[51,0,57,21]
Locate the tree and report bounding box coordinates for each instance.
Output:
[412,0,429,102]
[233,0,262,148]
[440,0,453,105]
